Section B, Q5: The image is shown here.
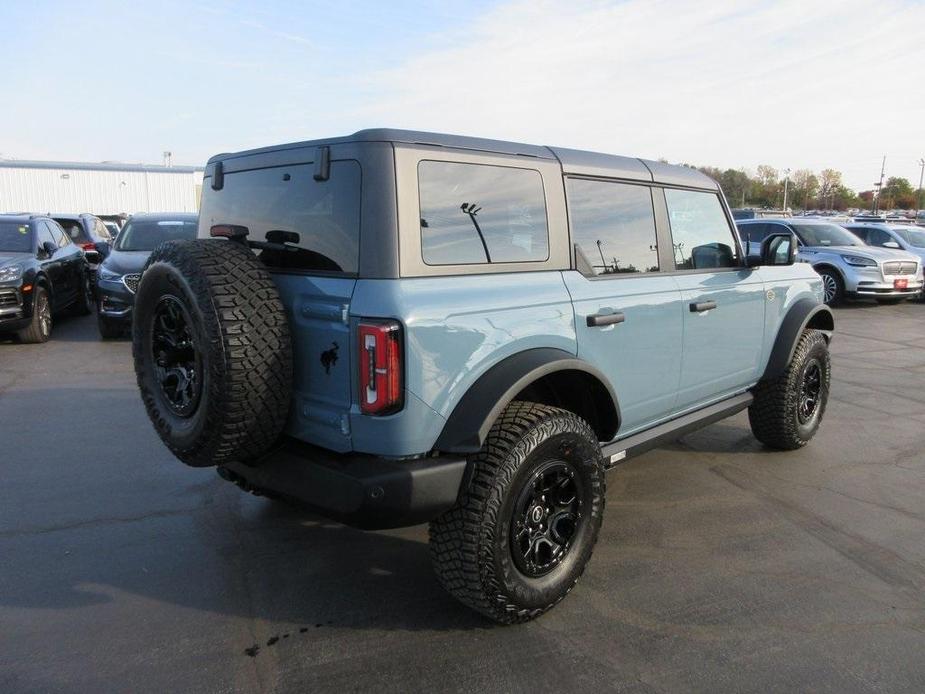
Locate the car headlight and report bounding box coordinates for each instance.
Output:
[841,255,877,267]
[98,266,122,280]
[0,264,23,282]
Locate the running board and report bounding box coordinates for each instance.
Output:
[601,392,753,469]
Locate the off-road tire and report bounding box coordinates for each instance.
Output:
[133,239,292,467]
[748,329,830,450]
[817,268,844,306]
[429,401,605,624]
[73,271,93,316]
[98,314,123,339]
[17,286,51,344]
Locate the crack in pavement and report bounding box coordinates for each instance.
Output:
[0,503,212,540]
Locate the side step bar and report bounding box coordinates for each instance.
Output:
[601,392,753,469]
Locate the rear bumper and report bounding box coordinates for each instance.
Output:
[220,438,467,530]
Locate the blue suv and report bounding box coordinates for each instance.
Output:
[131,129,834,623]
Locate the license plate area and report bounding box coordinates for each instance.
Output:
[894,278,908,290]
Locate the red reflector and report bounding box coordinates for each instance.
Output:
[358,320,403,415]
[894,278,908,290]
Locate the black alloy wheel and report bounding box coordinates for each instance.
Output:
[511,460,584,578]
[151,295,202,417]
[797,359,822,425]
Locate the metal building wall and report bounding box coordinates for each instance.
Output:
[0,166,203,215]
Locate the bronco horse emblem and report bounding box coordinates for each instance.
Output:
[320,342,339,374]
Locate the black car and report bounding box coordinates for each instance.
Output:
[52,213,114,289]
[96,213,198,338]
[0,214,94,343]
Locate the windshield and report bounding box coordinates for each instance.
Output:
[894,227,925,248]
[791,223,862,247]
[0,222,33,253]
[115,218,198,251]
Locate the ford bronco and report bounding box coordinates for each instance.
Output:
[131,129,834,623]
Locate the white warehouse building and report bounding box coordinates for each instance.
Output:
[0,159,204,215]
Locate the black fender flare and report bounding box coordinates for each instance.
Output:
[433,347,621,454]
[763,298,834,380]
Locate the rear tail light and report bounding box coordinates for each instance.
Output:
[358,320,403,415]
[80,242,97,252]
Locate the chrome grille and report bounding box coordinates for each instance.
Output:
[0,288,19,307]
[122,273,141,294]
[882,261,917,276]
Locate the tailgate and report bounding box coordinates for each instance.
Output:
[272,273,357,453]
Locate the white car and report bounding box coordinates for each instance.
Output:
[738,218,923,305]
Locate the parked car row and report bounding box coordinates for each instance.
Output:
[0,211,196,342]
[2,200,921,345]
[736,218,925,305]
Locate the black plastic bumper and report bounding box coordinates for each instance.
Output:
[220,438,468,530]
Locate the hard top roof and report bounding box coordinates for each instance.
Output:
[0,213,40,223]
[207,128,718,190]
[124,212,198,222]
[49,213,97,220]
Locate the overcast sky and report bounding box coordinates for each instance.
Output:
[2,0,923,191]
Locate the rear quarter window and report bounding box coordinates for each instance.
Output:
[418,160,549,265]
[55,219,89,244]
[199,160,361,275]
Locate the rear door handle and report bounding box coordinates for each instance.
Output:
[587,312,625,327]
[690,300,717,313]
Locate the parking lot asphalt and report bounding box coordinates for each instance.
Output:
[2,303,924,694]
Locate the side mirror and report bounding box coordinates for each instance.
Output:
[761,232,798,266]
[883,240,901,249]
[84,249,101,264]
[42,241,57,258]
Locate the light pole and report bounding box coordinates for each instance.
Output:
[782,168,791,211]
[917,158,924,220]
[873,155,886,214]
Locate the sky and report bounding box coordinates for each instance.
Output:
[1,0,924,192]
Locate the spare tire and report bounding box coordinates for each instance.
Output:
[132,239,292,467]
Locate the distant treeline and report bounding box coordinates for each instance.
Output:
[680,162,921,211]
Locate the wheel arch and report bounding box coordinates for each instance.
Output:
[812,262,847,291]
[29,271,51,310]
[762,298,834,381]
[433,348,621,454]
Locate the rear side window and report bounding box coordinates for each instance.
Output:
[418,161,548,265]
[93,219,112,241]
[200,160,361,274]
[665,189,739,270]
[48,220,70,247]
[566,179,659,275]
[56,218,89,244]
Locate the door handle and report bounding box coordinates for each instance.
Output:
[690,300,717,313]
[587,312,625,327]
